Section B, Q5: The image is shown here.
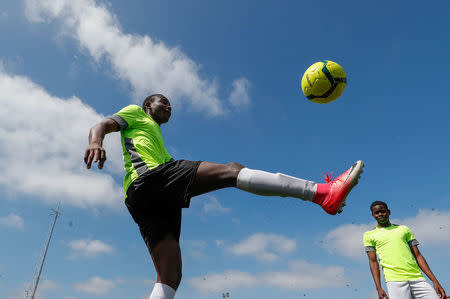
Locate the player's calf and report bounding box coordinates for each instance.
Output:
[236,160,364,215]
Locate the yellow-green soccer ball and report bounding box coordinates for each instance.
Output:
[301,60,347,104]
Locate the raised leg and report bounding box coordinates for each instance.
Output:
[190,160,364,215]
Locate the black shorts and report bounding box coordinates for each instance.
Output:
[125,159,201,252]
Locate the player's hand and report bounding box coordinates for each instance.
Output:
[377,288,388,299]
[432,281,446,298]
[84,143,106,169]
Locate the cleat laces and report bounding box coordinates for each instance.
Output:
[323,172,335,183]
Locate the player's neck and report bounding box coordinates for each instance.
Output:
[146,112,162,126]
[377,221,391,228]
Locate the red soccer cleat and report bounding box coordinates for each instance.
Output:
[313,160,364,215]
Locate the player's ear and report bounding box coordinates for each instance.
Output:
[145,101,152,112]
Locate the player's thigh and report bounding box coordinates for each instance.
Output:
[410,280,439,299]
[196,161,244,181]
[387,281,412,299]
[191,161,244,194]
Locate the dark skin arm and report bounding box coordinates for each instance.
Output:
[367,251,389,299]
[410,245,446,298]
[84,118,119,169]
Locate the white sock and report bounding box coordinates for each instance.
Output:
[149,283,176,299]
[236,168,317,201]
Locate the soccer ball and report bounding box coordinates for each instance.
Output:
[301,60,347,104]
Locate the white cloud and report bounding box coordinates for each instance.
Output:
[40,279,59,291]
[69,239,114,257]
[24,0,251,115]
[0,213,24,230]
[188,259,345,293]
[323,223,373,259]
[396,209,450,245]
[0,66,124,209]
[228,78,251,108]
[215,239,224,248]
[203,196,231,214]
[73,277,115,294]
[228,233,296,262]
[262,260,345,289]
[323,209,450,260]
[18,280,58,299]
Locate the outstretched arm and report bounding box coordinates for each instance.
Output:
[410,245,446,298]
[84,118,119,169]
[367,251,389,299]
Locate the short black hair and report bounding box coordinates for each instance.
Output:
[142,94,165,110]
[370,200,388,211]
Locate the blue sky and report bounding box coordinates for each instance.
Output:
[0,0,449,298]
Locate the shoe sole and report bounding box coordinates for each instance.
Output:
[336,160,365,214]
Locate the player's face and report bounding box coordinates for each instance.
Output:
[149,96,172,124]
[371,205,390,225]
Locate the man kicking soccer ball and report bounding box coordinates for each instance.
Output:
[84,94,364,299]
[364,201,447,299]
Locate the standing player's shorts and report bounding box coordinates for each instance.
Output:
[386,280,439,299]
[125,159,201,253]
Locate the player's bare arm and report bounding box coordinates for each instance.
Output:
[410,245,447,298]
[84,118,120,169]
[367,251,389,299]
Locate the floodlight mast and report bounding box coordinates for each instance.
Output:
[28,202,60,299]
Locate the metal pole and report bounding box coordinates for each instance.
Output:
[30,202,60,299]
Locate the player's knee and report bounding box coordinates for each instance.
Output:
[226,162,244,173]
[221,162,244,186]
[225,162,244,180]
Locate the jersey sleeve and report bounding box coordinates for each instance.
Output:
[164,148,172,162]
[363,232,375,252]
[405,226,419,247]
[107,105,141,130]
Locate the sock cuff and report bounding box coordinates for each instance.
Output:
[151,283,176,299]
[236,167,252,190]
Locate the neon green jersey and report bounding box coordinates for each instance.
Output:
[363,224,424,282]
[108,105,172,196]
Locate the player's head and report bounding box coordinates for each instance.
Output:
[142,94,172,125]
[370,200,388,212]
[370,201,390,225]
